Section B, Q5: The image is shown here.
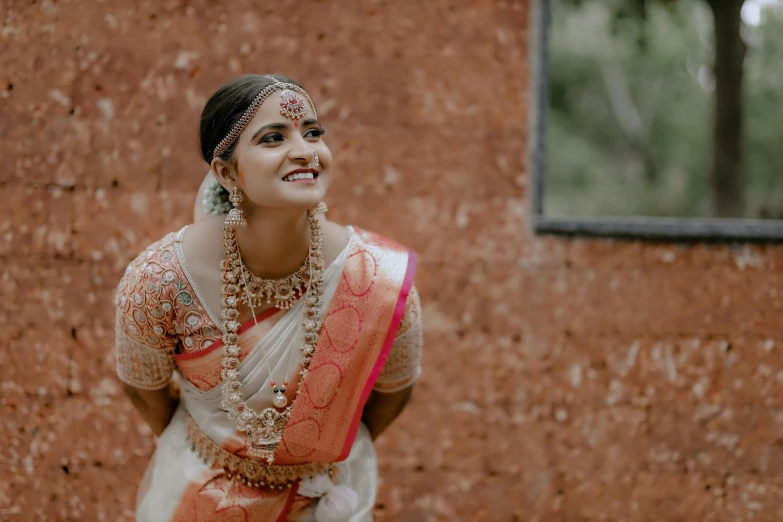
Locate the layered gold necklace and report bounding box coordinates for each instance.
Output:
[219,205,327,464]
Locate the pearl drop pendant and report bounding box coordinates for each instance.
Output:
[273,393,288,409]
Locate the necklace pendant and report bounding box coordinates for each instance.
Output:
[273,392,288,409]
[247,444,278,464]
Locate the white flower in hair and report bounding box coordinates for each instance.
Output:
[202,175,232,215]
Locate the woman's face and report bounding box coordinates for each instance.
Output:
[220,89,332,212]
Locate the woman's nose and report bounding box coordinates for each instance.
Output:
[289,147,310,163]
[288,135,313,163]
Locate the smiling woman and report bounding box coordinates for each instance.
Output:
[114,74,423,522]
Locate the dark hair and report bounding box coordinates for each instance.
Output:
[199,73,304,163]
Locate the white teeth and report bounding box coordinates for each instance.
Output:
[284,172,315,181]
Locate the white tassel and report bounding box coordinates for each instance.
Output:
[298,473,359,522]
[314,485,359,522]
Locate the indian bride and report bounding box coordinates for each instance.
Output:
[114,74,422,521]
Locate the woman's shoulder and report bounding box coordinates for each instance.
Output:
[320,220,413,265]
[321,219,353,263]
[115,224,224,352]
[348,225,413,254]
[115,228,186,303]
[182,215,225,256]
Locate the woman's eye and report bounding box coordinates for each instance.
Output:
[304,129,325,139]
[260,132,284,143]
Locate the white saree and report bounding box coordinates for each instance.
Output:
[115,225,423,522]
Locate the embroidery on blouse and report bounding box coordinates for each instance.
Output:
[114,232,223,390]
[174,226,225,333]
[374,285,423,393]
[115,314,176,390]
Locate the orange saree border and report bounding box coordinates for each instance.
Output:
[341,238,416,459]
[274,228,415,465]
[170,469,299,522]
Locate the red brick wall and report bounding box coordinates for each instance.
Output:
[2,1,782,520]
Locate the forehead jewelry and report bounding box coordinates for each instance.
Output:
[213,77,317,159]
[310,148,319,168]
[279,89,309,120]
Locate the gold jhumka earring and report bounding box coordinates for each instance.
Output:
[225,187,247,228]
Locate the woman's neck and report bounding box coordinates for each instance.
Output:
[235,208,312,279]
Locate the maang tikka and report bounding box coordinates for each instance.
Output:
[225,187,247,228]
[212,77,317,160]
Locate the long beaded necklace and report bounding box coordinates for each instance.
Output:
[219,205,327,464]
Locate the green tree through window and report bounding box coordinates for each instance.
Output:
[545,0,783,220]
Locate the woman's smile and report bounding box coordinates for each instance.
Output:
[282,167,319,184]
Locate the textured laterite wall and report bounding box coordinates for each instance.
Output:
[2,1,782,520]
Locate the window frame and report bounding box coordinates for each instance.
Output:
[527,0,783,243]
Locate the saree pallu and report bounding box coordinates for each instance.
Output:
[134,229,416,522]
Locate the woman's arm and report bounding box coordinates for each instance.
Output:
[361,386,414,440]
[363,285,422,439]
[122,383,180,436]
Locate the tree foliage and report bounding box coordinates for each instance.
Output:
[545,0,783,219]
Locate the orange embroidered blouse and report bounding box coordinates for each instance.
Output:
[114,228,422,393]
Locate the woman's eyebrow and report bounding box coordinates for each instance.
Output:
[301,118,320,127]
[251,122,288,141]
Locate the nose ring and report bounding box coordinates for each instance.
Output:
[310,148,320,168]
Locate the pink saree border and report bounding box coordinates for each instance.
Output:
[339,250,417,460]
[275,483,300,522]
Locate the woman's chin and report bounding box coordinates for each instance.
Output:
[280,189,329,210]
[282,182,329,207]
[244,182,329,212]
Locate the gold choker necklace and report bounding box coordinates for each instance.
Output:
[224,246,311,311]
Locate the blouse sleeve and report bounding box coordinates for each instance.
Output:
[373,285,423,393]
[114,241,179,391]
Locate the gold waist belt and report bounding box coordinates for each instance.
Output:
[186,415,333,490]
